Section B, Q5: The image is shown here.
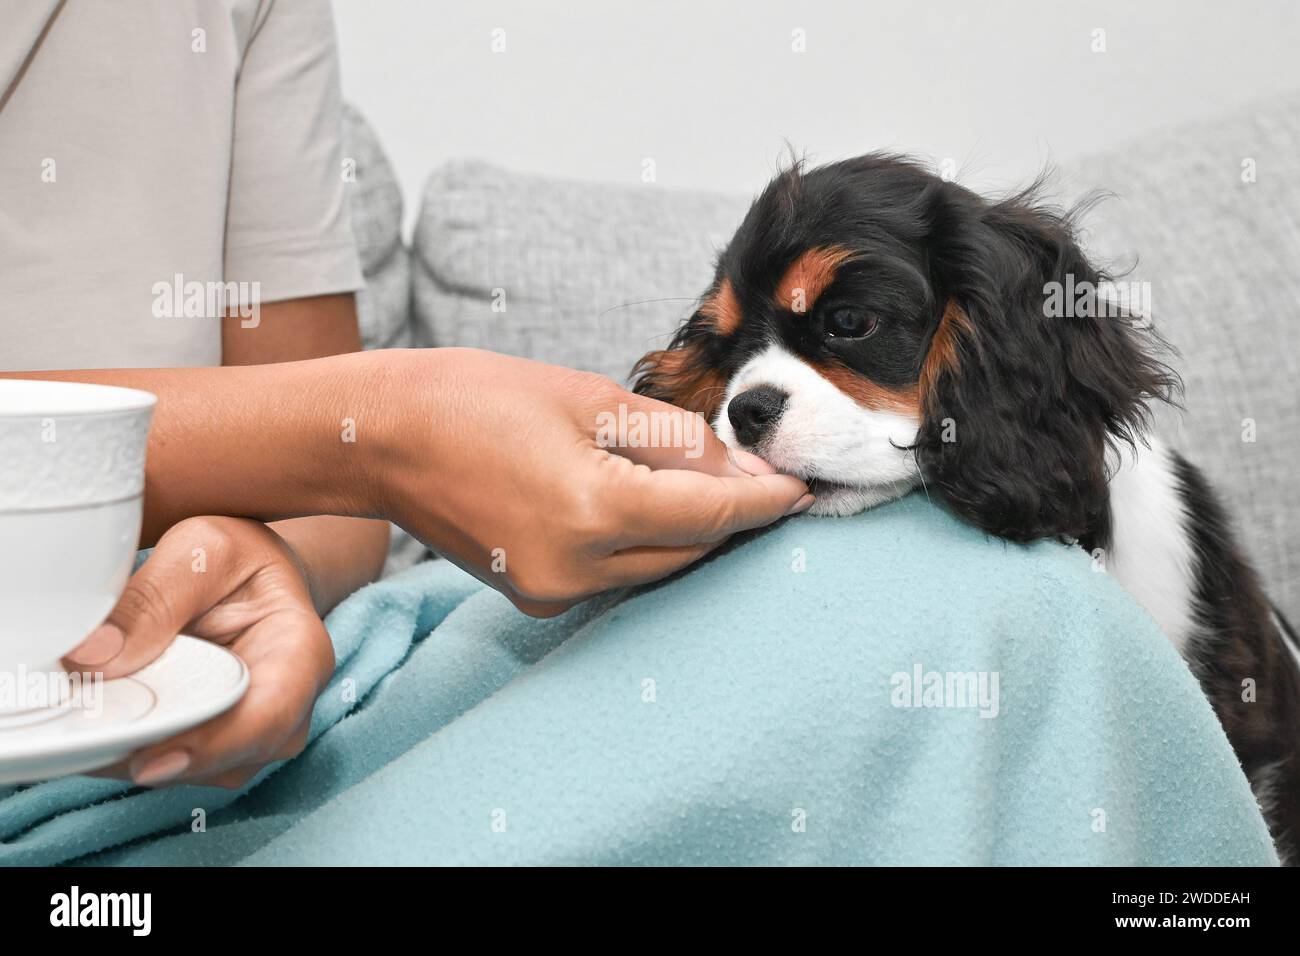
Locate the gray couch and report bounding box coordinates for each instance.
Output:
[342,97,1299,622]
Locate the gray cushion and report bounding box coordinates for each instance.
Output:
[411,159,749,384]
[357,246,412,350]
[341,103,412,352]
[1065,91,1300,623]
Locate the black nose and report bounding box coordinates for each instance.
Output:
[727,385,788,446]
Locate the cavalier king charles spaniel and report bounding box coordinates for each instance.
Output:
[632,154,1300,861]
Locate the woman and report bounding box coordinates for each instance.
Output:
[0,0,808,788]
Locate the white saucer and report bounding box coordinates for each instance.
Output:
[0,636,248,785]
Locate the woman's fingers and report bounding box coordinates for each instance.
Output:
[610,467,812,550]
[584,390,807,550]
[495,452,810,612]
[111,610,329,787]
[158,713,310,790]
[597,392,776,478]
[95,715,312,791]
[600,542,723,588]
[62,518,249,680]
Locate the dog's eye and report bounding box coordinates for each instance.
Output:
[825,307,879,339]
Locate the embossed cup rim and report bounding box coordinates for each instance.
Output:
[0,379,156,418]
[0,381,156,512]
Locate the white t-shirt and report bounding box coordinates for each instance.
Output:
[0,0,363,371]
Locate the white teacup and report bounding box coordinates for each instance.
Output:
[0,380,155,705]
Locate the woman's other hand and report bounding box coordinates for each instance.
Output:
[64,516,335,789]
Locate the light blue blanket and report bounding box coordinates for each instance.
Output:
[0,495,1278,865]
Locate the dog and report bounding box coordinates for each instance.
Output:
[631,153,1300,862]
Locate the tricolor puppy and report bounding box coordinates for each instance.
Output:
[632,154,1300,862]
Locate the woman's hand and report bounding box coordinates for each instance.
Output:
[64,516,335,789]
[368,349,812,617]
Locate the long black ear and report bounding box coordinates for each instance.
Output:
[914,186,1179,546]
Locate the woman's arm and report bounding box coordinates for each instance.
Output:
[221,293,388,613]
[3,296,384,540]
[6,293,389,613]
[2,354,376,539]
[5,346,809,615]
[54,294,385,788]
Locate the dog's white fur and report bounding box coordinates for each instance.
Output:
[716,343,1201,652]
[1104,442,1199,652]
[713,345,921,516]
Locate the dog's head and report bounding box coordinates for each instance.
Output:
[632,155,1177,540]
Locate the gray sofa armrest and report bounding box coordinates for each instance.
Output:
[1064,90,1300,622]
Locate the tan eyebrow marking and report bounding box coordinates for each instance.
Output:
[698,278,742,336]
[775,246,854,315]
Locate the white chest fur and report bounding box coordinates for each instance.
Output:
[1104,439,1199,653]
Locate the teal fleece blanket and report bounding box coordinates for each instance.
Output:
[0,495,1278,865]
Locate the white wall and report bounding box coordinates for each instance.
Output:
[334,0,1300,232]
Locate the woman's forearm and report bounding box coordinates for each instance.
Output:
[2,353,384,544]
[270,515,390,614]
[7,348,810,617]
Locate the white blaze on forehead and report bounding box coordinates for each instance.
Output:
[715,344,922,516]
